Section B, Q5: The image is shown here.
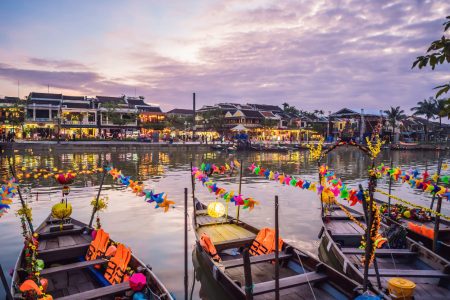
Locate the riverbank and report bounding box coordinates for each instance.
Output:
[0,140,221,152]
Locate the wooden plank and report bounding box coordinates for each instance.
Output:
[39,243,90,264]
[341,248,417,256]
[224,224,255,239]
[58,235,77,248]
[40,259,106,276]
[55,282,129,300]
[40,228,84,239]
[222,252,292,269]
[215,237,256,251]
[251,272,327,295]
[368,269,449,278]
[49,224,74,232]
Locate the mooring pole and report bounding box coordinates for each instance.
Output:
[360,184,371,292]
[275,195,280,300]
[243,248,253,300]
[429,158,442,212]
[89,167,106,228]
[236,160,243,223]
[0,264,13,300]
[190,162,197,227]
[387,159,393,216]
[8,157,34,234]
[433,195,443,253]
[184,188,188,300]
[318,161,324,217]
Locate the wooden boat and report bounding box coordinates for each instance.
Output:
[10,215,173,300]
[374,198,450,260]
[318,203,450,299]
[192,198,368,300]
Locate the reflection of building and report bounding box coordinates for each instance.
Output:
[0,96,25,137]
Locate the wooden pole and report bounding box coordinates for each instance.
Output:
[318,161,324,217]
[184,187,188,300]
[243,248,253,300]
[192,93,196,139]
[190,162,197,227]
[429,158,442,212]
[433,196,443,253]
[359,184,372,292]
[8,157,34,234]
[0,264,13,300]
[274,195,280,300]
[236,160,243,223]
[387,159,393,216]
[88,168,106,228]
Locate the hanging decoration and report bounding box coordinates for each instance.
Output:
[207,201,226,218]
[106,167,174,212]
[375,188,450,221]
[306,137,324,161]
[0,178,18,218]
[374,163,449,198]
[365,135,385,159]
[199,160,240,176]
[192,167,260,210]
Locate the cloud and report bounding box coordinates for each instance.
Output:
[0,0,449,112]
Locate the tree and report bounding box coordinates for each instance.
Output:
[261,118,279,129]
[383,106,406,142]
[434,98,447,126]
[411,98,436,140]
[103,102,135,127]
[202,108,226,133]
[281,102,299,115]
[412,16,450,98]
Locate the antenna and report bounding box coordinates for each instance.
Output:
[17,80,19,98]
[48,84,50,93]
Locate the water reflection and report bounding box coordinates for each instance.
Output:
[0,148,447,299]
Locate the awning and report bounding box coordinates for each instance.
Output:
[230,124,249,131]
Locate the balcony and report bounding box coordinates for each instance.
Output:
[62,120,96,126]
[101,121,138,126]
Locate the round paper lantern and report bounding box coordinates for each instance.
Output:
[51,203,73,220]
[207,202,225,218]
[129,273,147,291]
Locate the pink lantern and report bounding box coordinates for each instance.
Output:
[129,273,147,291]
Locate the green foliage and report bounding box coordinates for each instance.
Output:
[200,108,226,132]
[261,118,279,129]
[282,102,300,115]
[412,16,450,98]
[103,102,136,126]
[383,106,406,132]
[165,115,193,130]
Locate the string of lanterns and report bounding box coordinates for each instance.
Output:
[14,166,104,181]
[192,167,259,212]
[0,178,18,218]
[106,167,174,212]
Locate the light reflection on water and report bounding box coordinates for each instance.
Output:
[0,148,448,299]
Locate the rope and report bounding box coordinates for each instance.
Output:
[293,250,317,300]
[335,202,366,230]
[375,189,450,220]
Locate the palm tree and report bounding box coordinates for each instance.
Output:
[411,97,436,141]
[434,98,447,126]
[383,106,406,143]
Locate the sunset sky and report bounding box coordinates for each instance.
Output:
[0,0,449,111]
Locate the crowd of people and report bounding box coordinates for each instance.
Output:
[0,130,16,143]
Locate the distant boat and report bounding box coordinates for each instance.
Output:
[192,198,368,299]
[318,203,450,299]
[10,215,173,300]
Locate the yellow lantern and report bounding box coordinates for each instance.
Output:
[207,202,225,218]
[51,203,73,220]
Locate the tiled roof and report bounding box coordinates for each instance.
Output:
[139,106,163,113]
[63,95,85,101]
[247,104,283,112]
[96,96,126,104]
[127,99,149,107]
[0,97,21,105]
[28,99,61,105]
[240,110,263,118]
[167,109,194,115]
[260,111,276,118]
[29,92,62,100]
[62,102,91,109]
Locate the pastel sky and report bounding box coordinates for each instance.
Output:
[0,0,449,112]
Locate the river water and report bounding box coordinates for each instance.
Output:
[0,147,448,299]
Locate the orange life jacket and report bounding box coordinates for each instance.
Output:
[104,243,132,285]
[86,229,110,261]
[199,233,221,262]
[249,227,283,256]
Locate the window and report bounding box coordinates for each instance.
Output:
[35,110,49,119]
[27,109,33,118]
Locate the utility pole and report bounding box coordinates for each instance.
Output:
[192,93,196,139]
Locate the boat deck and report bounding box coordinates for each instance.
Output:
[324,205,450,300]
[45,268,100,298]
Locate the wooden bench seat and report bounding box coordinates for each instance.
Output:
[368,269,449,278]
[39,243,91,263]
[55,282,129,300]
[215,237,256,251]
[39,228,84,239]
[341,248,417,256]
[251,272,327,295]
[222,251,292,269]
[41,258,107,276]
